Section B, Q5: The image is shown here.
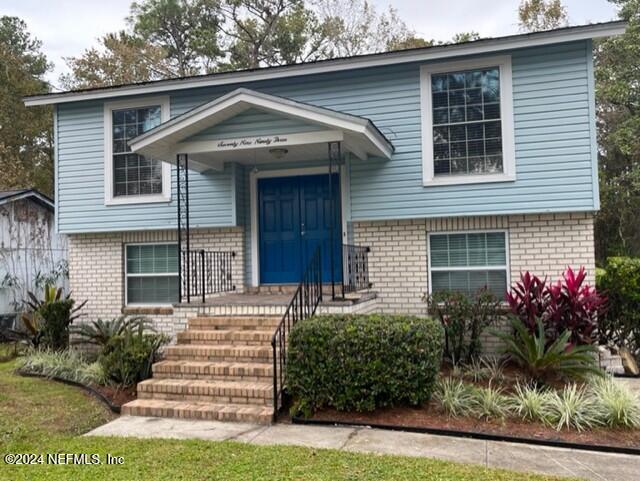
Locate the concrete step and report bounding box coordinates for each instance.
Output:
[121,399,273,424]
[188,316,281,331]
[177,329,273,345]
[152,360,273,381]
[137,378,273,406]
[164,344,273,362]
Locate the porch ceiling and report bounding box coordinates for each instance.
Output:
[128,88,394,172]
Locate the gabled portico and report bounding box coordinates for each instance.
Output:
[128,88,393,302]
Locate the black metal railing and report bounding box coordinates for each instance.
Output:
[180,249,236,303]
[271,246,322,419]
[341,244,371,296]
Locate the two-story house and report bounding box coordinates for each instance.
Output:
[24,21,624,423]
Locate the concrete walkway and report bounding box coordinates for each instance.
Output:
[87,416,640,481]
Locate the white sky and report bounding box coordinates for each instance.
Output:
[2,0,619,90]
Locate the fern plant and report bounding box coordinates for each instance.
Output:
[493,317,602,383]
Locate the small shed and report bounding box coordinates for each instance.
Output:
[0,189,68,328]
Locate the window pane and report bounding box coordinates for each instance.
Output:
[113,105,163,197]
[430,66,503,177]
[127,276,178,304]
[127,244,178,274]
[429,232,508,298]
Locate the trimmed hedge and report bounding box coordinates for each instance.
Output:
[286,314,444,415]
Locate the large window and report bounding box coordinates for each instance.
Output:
[125,244,178,304]
[104,97,170,205]
[112,106,163,197]
[421,56,515,186]
[428,231,508,298]
[431,67,502,176]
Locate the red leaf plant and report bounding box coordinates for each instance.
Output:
[506,267,607,346]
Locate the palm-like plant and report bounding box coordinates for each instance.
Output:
[21,285,87,349]
[72,316,152,348]
[494,317,602,383]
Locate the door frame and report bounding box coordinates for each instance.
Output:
[250,165,349,287]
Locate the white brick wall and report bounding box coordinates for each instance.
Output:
[353,212,596,314]
[68,227,244,339]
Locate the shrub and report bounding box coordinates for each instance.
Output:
[589,375,640,428]
[545,384,601,431]
[434,377,475,417]
[507,267,606,346]
[493,317,602,383]
[597,257,640,361]
[426,289,500,365]
[21,285,86,351]
[18,349,107,385]
[99,330,169,387]
[72,316,152,348]
[469,384,510,419]
[287,314,444,414]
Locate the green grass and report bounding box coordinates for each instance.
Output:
[0,359,573,481]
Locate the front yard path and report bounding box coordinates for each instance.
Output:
[89,415,640,481]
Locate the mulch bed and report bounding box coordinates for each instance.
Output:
[90,384,136,407]
[308,401,640,450]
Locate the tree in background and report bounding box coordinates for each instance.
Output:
[518,0,569,32]
[315,0,419,56]
[130,0,224,76]
[219,0,329,70]
[60,31,176,89]
[0,16,52,195]
[593,0,640,262]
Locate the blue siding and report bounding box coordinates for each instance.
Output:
[185,107,323,142]
[55,40,597,233]
[57,101,234,233]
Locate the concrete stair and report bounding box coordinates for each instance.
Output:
[122,315,280,424]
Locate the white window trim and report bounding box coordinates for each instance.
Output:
[124,242,178,306]
[104,96,172,205]
[426,229,511,295]
[420,56,516,187]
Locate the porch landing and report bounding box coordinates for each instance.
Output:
[174,290,379,316]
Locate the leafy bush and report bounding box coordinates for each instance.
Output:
[590,375,640,428]
[18,349,107,385]
[493,317,602,383]
[21,285,86,350]
[426,289,500,365]
[99,329,169,387]
[507,267,606,346]
[434,377,474,417]
[597,257,640,361]
[72,316,152,348]
[545,384,601,431]
[469,384,510,419]
[287,314,444,414]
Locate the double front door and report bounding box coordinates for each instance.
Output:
[258,173,341,284]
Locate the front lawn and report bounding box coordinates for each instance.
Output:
[0,358,570,481]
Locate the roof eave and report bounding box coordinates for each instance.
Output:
[24,21,626,107]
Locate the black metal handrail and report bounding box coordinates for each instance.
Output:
[180,249,236,303]
[341,244,371,296]
[271,245,322,419]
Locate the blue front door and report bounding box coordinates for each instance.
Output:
[258,174,341,284]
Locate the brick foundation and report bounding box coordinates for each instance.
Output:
[68,227,244,339]
[352,212,596,315]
